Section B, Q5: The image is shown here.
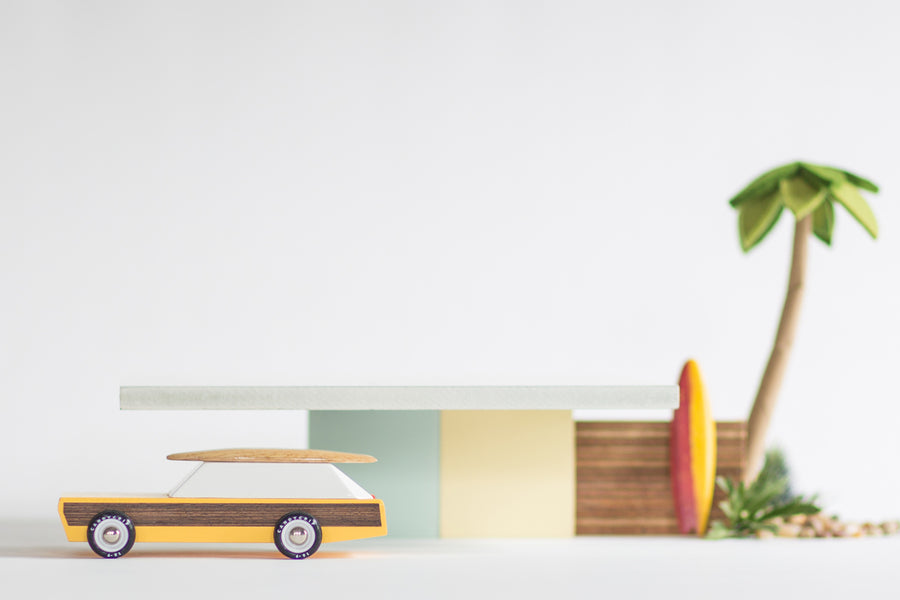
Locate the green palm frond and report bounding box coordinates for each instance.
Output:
[812,199,835,245]
[729,161,880,252]
[729,162,802,208]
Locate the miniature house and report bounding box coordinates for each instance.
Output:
[121,386,677,537]
[310,409,575,537]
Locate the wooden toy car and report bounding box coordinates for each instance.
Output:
[58,449,387,558]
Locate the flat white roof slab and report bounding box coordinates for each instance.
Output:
[120,385,677,410]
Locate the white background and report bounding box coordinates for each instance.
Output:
[1,1,898,522]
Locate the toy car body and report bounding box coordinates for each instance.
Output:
[58,449,386,558]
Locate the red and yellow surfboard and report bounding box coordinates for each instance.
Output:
[670,360,717,535]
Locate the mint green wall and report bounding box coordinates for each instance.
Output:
[308,410,440,538]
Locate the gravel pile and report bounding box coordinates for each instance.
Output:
[757,514,900,538]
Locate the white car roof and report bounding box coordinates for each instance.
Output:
[168,463,373,500]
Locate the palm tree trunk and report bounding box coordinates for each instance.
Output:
[743,215,812,483]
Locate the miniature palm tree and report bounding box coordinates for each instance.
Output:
[729,161,879,483]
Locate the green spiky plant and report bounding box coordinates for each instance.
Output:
[755,446,793,506]
[707,449,820,539]
[730,161,880,483]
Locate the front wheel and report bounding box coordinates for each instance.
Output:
[87,511,136,558]
[274,512,322,559]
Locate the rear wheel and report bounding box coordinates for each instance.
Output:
[87,511,135,558]
[274,512,321,559]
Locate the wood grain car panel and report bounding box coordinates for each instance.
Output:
[62,499,383,528]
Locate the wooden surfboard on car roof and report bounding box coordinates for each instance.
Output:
[166,448,377,463]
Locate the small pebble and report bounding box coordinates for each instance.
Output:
[777,523,801,538]
[809,516,828,537]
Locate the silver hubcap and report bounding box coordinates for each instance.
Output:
[102,527,121,545]
[289,527,308,546]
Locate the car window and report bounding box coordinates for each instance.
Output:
[168,463,373,499]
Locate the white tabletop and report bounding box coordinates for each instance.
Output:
[1,520,895,600]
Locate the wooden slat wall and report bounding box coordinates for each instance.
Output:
[576,421,746,535]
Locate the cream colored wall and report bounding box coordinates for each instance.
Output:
[440,411,574,538]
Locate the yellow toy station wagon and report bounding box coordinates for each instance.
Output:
[58,449,387,559]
